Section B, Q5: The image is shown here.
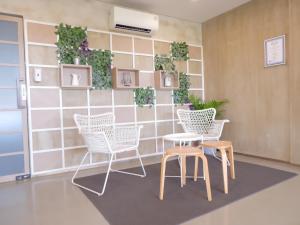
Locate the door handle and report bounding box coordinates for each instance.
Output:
[17,79,27,109]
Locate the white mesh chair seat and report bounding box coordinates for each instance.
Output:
[72,113,146,196]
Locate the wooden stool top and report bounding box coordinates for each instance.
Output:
[165,146,204,156]
[200,140,232,149]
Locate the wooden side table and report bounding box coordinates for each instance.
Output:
[159,146,212,202]
[200,141,235,194]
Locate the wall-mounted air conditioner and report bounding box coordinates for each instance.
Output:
[110,6,159,36]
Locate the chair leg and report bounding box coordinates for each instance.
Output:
[111,149,146,177]
[72,152,89,185]
[160,155,169,200]
[228,145,235,179]
[221,149,228,194]
[201,155,212,202]
[137,149,147,177]
[194,156,198,181]
[72,152,113,196]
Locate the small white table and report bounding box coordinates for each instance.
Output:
[162,133,205,182]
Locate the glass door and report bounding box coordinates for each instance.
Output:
[0,14,29,182]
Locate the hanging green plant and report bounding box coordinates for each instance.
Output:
[87,50,113,90]
[171,41,189,61]
[173,72,191,104]
[55,23,87,64]
[134,87,155,107]
[154,54,176,72]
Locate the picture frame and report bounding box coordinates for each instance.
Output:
[264,35,286,67]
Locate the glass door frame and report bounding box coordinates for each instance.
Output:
[0,13,30,182]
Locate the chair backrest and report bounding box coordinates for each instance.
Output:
[177,108,216,135]
[74,113,115,153]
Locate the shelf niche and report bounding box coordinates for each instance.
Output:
[154,70,179,90]
[60,64,92,89]
[112,67,139,89]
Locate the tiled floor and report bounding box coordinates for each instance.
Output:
[0,154,299,225]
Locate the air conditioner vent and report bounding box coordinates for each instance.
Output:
[115,24,151,33]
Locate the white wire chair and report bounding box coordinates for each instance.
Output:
[177,108,217,139]
[177,108,230,163]
[72,113,146,196]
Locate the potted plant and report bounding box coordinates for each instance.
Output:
[154,54,178,88]
[188,94,228,119]
[134,87,155,107]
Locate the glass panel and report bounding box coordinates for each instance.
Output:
[0,111,22,132]
[0,67,18,86]
[0,133,23,154]
[0,89,17,108]
[0,44,19,64]
[0,20,18,42]
[0,154,24,176]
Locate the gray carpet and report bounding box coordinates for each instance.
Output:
[76,156,297,225]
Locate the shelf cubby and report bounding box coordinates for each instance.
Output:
[154,70,179,90]
[112,67,139,89]
[60,64,92,89]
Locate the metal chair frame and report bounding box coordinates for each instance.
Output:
[72,113,146,196]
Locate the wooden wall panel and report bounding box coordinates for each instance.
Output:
[203,0,295,162]
[289,0,300,164]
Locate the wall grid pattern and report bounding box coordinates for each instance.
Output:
[24,19,204,175]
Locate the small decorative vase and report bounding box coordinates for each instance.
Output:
[74,57,80,65]
[164,73,172,87]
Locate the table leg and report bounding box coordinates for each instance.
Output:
[221,149,228,194]
[194,156,198,181]
[183,156,186,185]
[180,156,185,187]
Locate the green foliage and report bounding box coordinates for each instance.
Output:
[134,87,155,107]
[87,50,113,90]
[188,95,228,119]
[173,73,190,104]
[154,54,176,72]
[55,23,113,89]
[55,23,87,64]
[171,42,189,61]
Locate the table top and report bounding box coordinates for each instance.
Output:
[163,133,203,142]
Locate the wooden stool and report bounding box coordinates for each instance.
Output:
[200,141,235,194]
[159,147,212,202]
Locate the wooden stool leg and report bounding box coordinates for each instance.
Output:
[194,156,198,181]
[201,155,212,201]
[159,156,168,200]
[221,149,228,194]
[228,145,235,179]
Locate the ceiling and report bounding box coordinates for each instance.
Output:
[97,0,251,23]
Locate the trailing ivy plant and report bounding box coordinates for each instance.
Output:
[173,72,191,105]
[87,50,113,90]
[55,23,87,64]
[188,95,228,119]
[154,54,176,72]
[134,87,155,107]
[171,41,189,61]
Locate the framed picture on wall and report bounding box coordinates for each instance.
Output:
[264,35,286,67]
